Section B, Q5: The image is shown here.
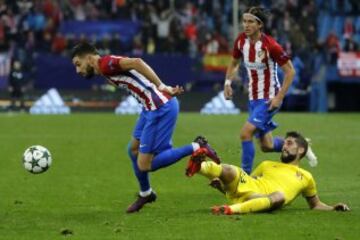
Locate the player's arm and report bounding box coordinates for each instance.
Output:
[224,57,241,100]
[119,57,184,96]
[305,195,350,211]
[268,60,295,111]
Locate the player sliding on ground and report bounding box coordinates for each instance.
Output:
[186,131,350,215]
[71,42,220,213]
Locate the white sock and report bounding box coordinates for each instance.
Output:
[305,138,318,167]
[139,188,152,197]
[192,142,200,152]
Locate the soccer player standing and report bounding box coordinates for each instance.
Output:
[223,7,316,174]
[71,42,220,213]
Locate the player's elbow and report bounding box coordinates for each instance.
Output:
[132,58,145,68]
[133,58,143,64]
[124,58,144,70]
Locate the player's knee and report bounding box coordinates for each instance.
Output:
[269,191,285,210]
[130,148,139,157]
[240,131,252,141]
[127,144,138,158]
[137,161,151,172]
[220,164,237,184]
[137,154,153,172]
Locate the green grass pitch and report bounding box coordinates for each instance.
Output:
[0,113,359,240]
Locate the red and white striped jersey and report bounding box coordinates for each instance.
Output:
[98,55,172,111]
[233,33,290,100]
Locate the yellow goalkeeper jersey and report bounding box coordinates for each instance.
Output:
[229,161,317,204]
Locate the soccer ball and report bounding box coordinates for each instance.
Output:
[23,145,52,174]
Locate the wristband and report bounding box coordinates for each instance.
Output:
[224,79,232,86]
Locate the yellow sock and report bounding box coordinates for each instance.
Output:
[199,161,222,180]
[229,197,271,214]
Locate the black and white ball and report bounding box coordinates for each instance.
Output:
[23,145,52,174]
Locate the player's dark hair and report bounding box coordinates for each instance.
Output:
[244,6,269,26]
[71,42,98,59]
[285,131,308,159]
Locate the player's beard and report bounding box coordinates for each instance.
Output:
[281,150,297,163]
[83,65,95,79]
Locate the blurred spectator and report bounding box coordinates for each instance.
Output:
[97,34,111,55]
[288,23,307,51]
[154,8,173,52]
[70,1,86,21]
[343,36,359,52]
[8,60,26,111]
[168,16,187,53]
[343,17,355,39]
[132,34,143,56]
[40,31,52,52]
[325,31,340,64]
[51,32,67,54]
[201,33,219,54]
[214,31,229,53]
[200,31,229,54]
[0,0,358,92]
[146,37,155,54]
[183,17,197,42]
[65,33,76,52]
[109,33,122,54]
[349,0,360,15]
[291,56,307,90]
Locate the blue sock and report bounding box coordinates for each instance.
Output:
[273,137,284,152]
[241,140,255,174]
[127,143,150,192]
[151,145,193,171]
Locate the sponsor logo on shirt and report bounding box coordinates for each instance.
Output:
[244,61,267,70]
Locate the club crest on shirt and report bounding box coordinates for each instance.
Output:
[257,50,266,61]
[296,171,304,180]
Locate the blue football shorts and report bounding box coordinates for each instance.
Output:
[133,97,179,154]
[247,99,281,138]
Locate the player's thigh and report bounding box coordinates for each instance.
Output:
[132,110,146,141]
[248,100,279,139]
[139,98,179,154]
[152,98,179,152]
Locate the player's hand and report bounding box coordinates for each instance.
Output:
[267,95,282,111]
[224,84,233,100]
[168,85,184,96]
[159,84,184,96]
[333,203,350,211]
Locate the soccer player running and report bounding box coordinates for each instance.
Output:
[71,42,220,213]
[223,6,317,174]
[186,131,350,215]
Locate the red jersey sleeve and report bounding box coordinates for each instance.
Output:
[98,55,125,76]
[232,34,243,59]
[269,42,290,66]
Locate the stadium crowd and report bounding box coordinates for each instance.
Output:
[0,0,359,56]
[0,0,359,105]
